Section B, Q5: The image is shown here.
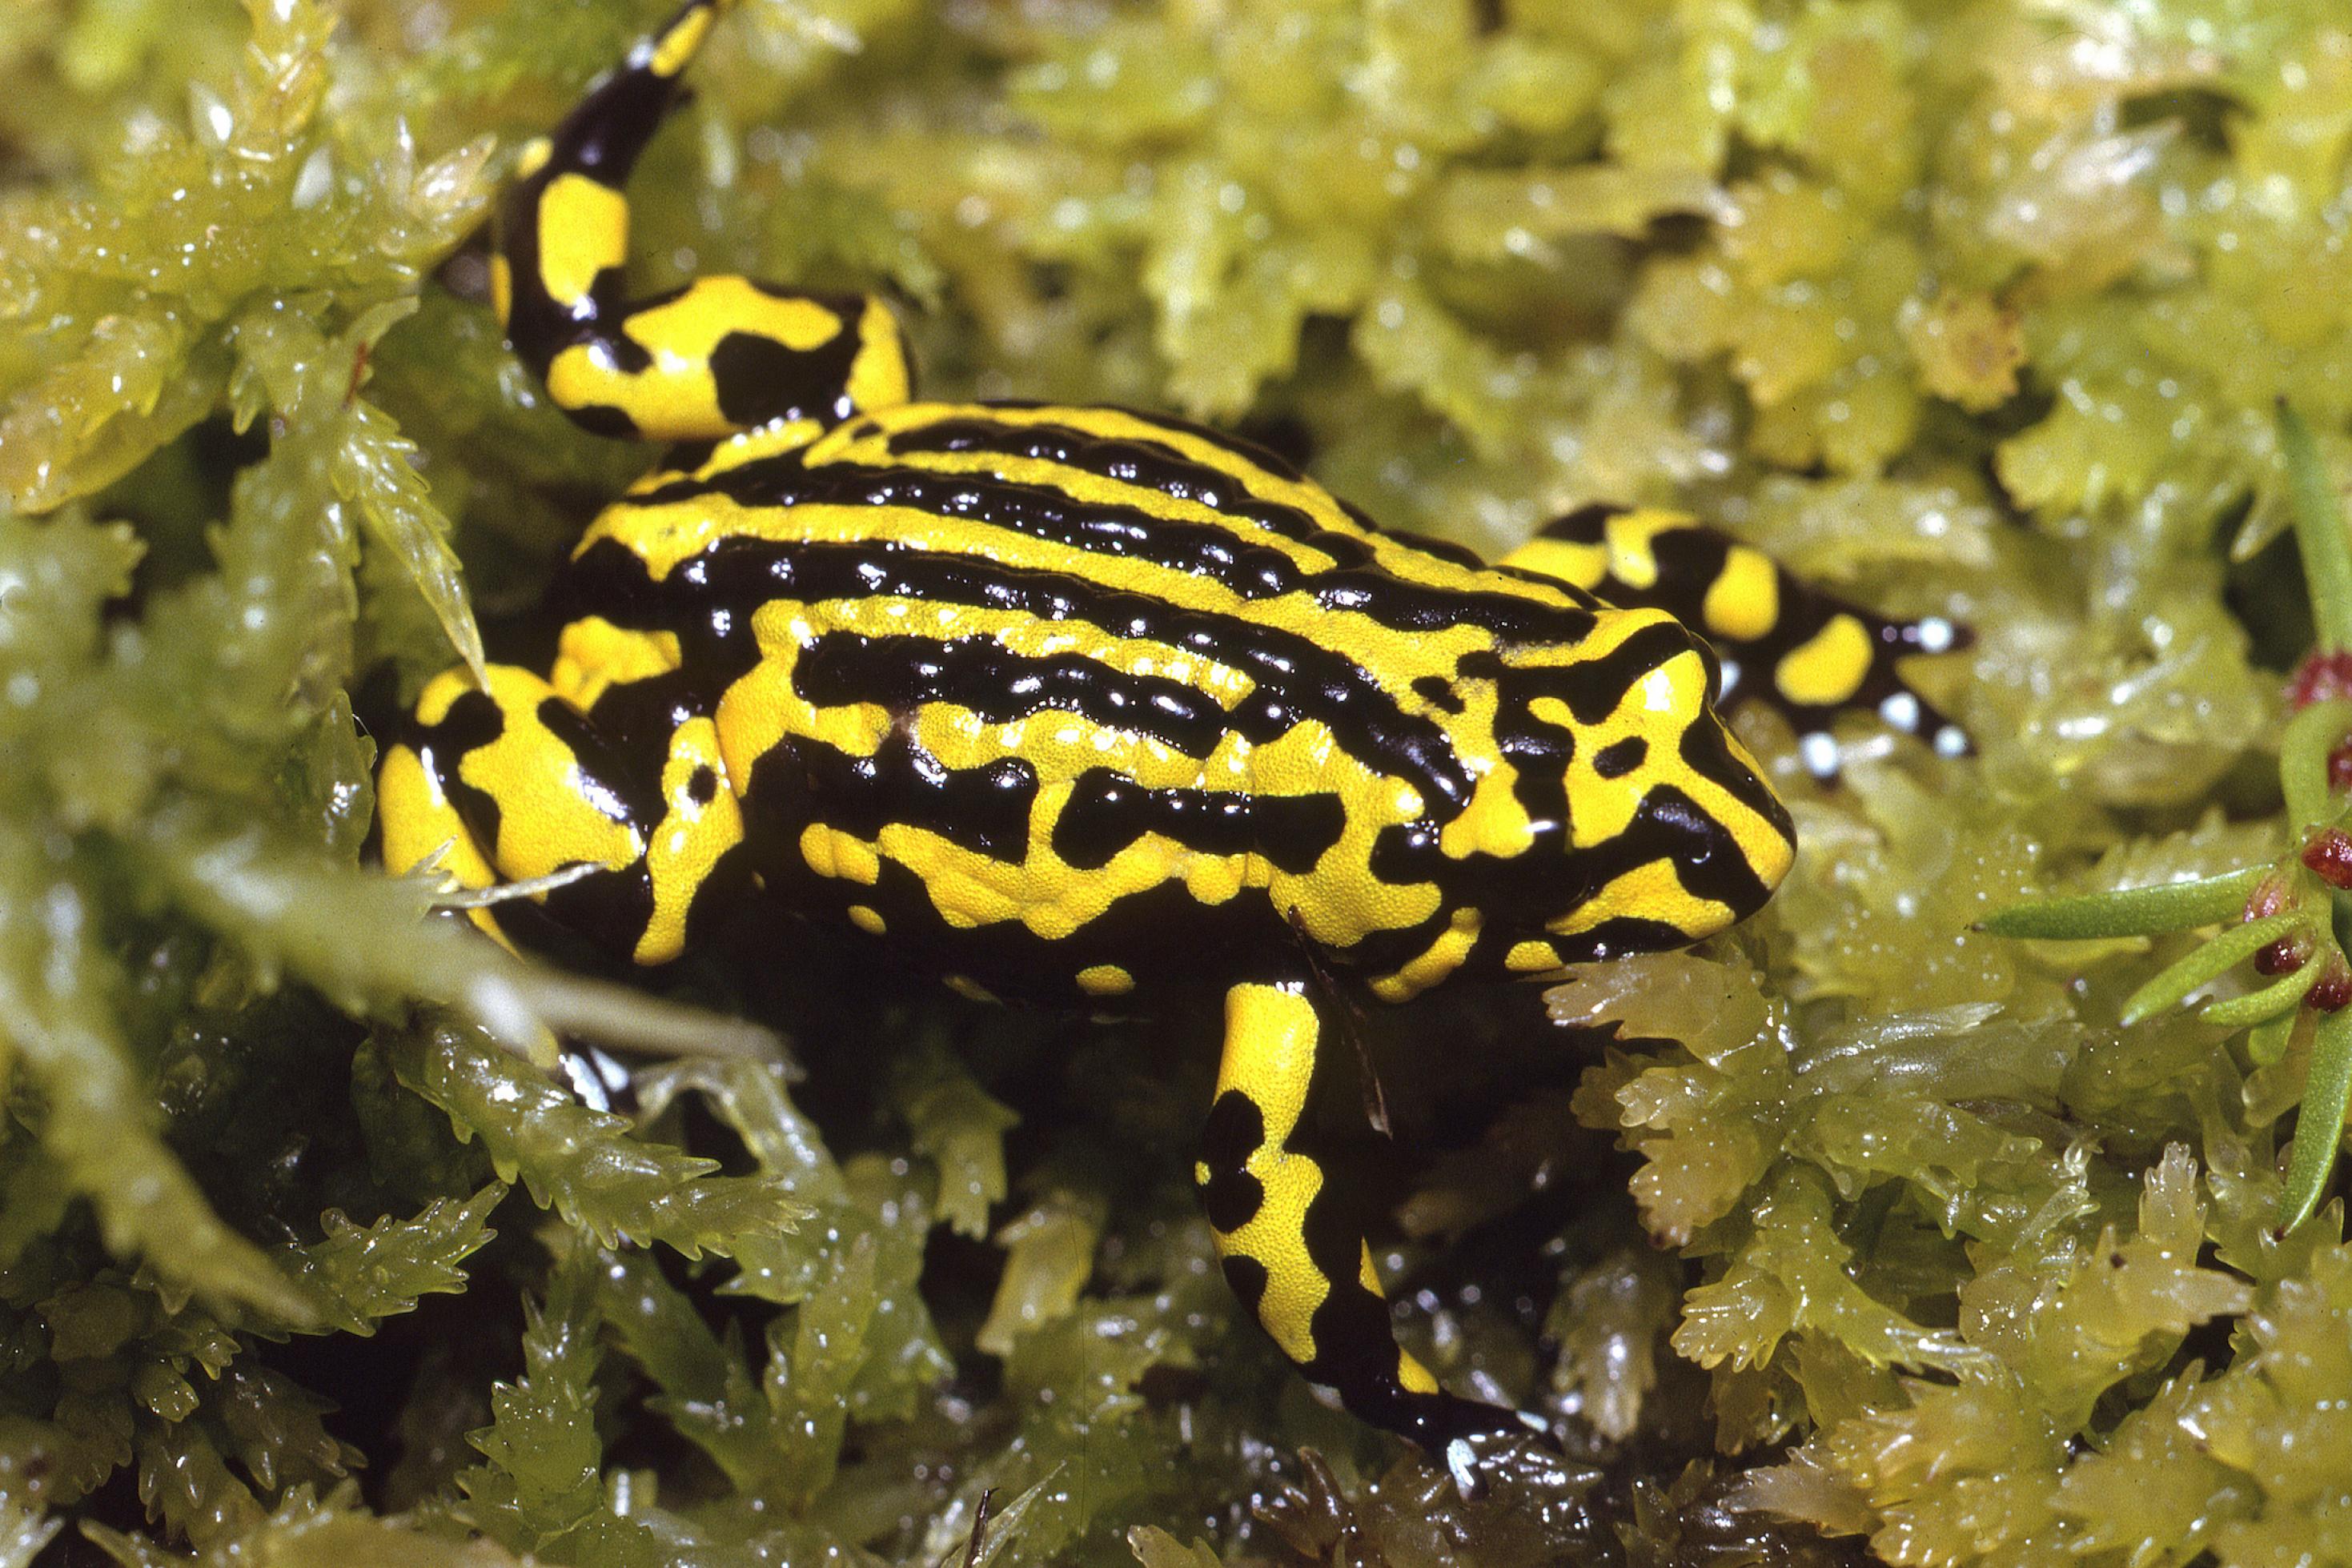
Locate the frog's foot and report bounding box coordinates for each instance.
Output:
[494,0,911,443]
[1500,504,1972,777]
[1197,981,1531,1458]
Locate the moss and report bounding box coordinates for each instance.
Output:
[5,0,2352,1562]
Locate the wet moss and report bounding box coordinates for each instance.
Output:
[4,0,2352,1563]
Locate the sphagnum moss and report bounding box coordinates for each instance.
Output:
[5,0,2352,1564]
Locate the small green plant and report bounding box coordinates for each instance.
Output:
[1985,402,2352,1233]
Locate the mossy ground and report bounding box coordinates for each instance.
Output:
[2,1,2351,1564]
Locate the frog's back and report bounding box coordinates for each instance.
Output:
[552,400,1764,1006]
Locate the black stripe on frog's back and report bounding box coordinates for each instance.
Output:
[566,531,1481,817]
[793,632,1234,759]
[633,456,1329,602]
[883,415,1335,547]
[622,407,1606,645]
[1053,770,1347,874]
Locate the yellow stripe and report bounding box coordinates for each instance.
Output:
[1368,907,1483,1001]
[1547,858,1733,941]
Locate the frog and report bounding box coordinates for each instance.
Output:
[375,0,1969,1460]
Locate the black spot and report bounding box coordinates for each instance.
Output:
[1220,1253,1270,1315]
[1198,1088,1274,1230]
[1054,770,1343,874]
[415,688,509,852]
[1201,1089,1266,1172]
[687,765,718,805]
[566,403,640,440]
[795,632,1231,757]
[707,308,865,427]
[1200,1166,1265,1234]
[1411,675,1464,714]
[1591,736,1647,778]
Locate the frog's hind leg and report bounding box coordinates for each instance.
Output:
[1198,981,1533,1455]
[1501,503,1971,778]
[377,660,746,968]
[495,0,911,443]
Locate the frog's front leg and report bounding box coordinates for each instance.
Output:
[377,658,747,967]
[495,0,911,442]
[1501,504,1970,777]
[1198,981,1532,1455]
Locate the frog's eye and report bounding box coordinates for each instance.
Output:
[1411,675,1465,714]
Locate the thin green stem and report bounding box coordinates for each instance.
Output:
[2201,956,2324,1028]
[1980,868,2265,940]
[2279,1006,2352,1232]
[2279,401,2352,655]
[2120,912,2309,1026]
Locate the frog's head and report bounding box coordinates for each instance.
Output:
[1431,606,1796,966]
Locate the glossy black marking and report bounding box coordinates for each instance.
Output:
[411,688,508,858]
[1311,566,1599,642]
[568,533,1480,817]
[1491,674,1574,840]
[1411,676,1464,715]
[885,416,1338,548]
[579,667,717,756]
[537,852,659,962]
[1551,620,1707,727]
[793,632,1232,759]
[651,413,1603,643]
[708,311,865,428]
[1591,736,1646,778]
[1198,1089,1269,1232]
[636,451,1329,600]
[535,697,667,827]
[687,765,719,805]
[1053,769,1345,874]
[1603,782,1778,916]
[1550,915,1696,965]
[568,404,641,439]
[1676,708,1792,848]
[1219,1253,1270,1316]
[965,400,1310,484]
[795,732,1039,864]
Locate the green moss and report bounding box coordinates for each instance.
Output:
[6,0,2352,1562]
